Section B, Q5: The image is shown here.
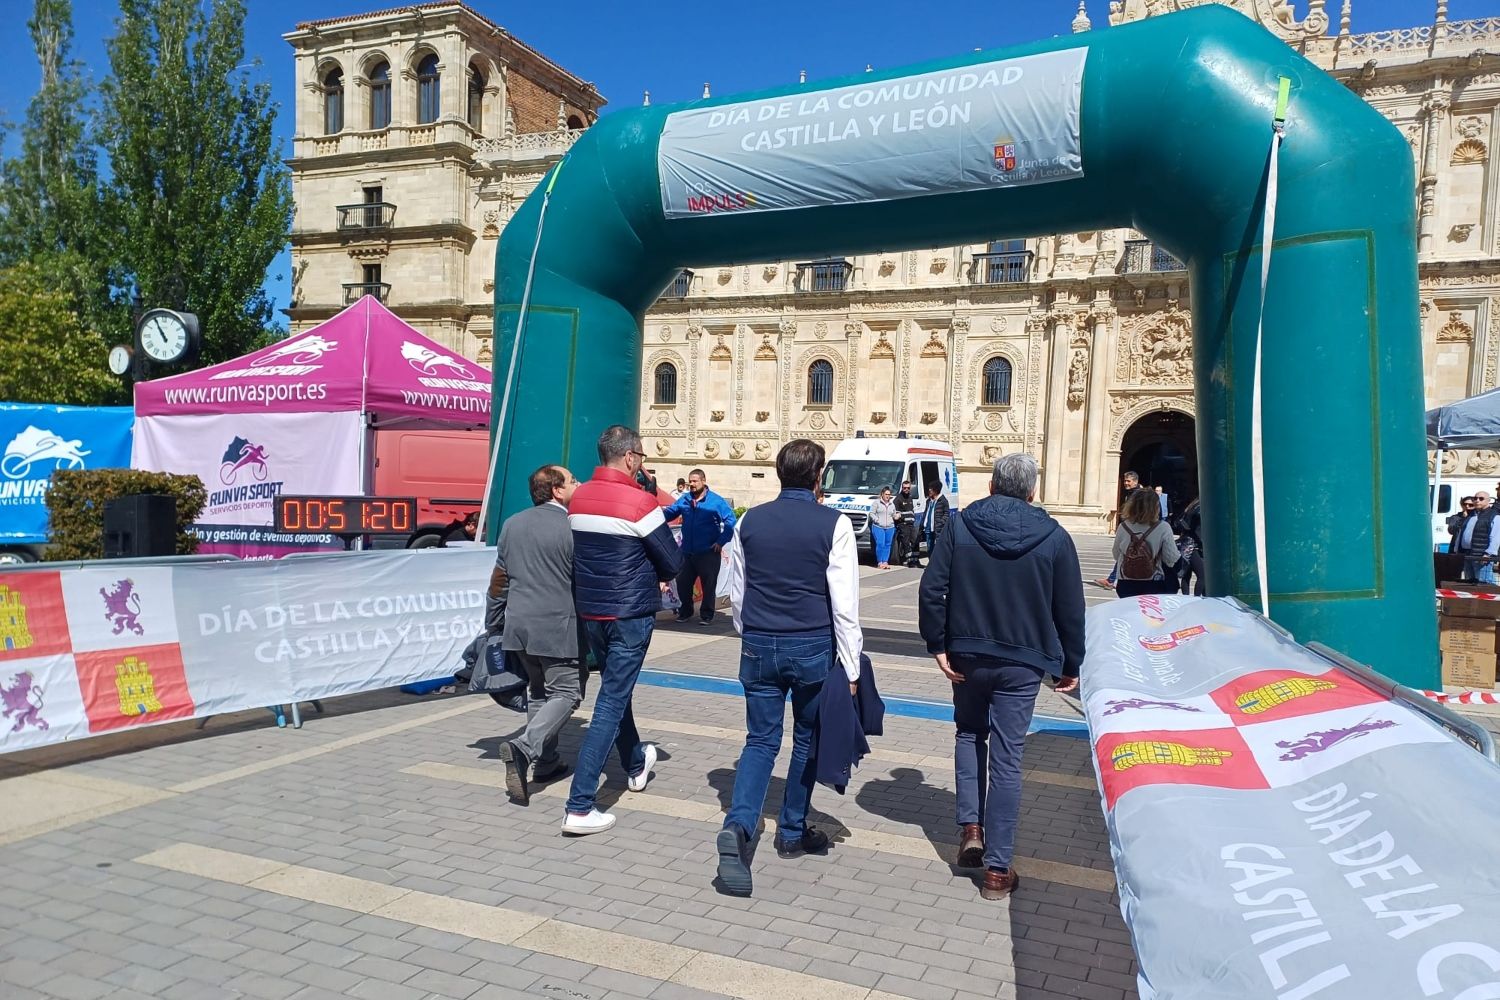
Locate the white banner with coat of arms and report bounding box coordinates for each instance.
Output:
[0,549,491,755]
[132,411,363,559]
[1084,595,1500,1000]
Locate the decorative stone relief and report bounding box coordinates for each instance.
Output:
[1067,348,1089,408]
[703,439,719,458]
[1487,296,1500,391]
[755,441,771,461]
[814,321,828,339]
[920,412,938,424]
[1430,450,1461,474]
[481,209,500,238]
[1108,396,1197,450]
[1117,306,1193,384]
[734,324,749,424]
[985,411,1003,431]
[1468,450,1500,474]
[655,411,670,427]
[710,410,725,422]
[481,278,494,293]
[810,412,826,430]
[990,316,1007,333]
[709,335,732,361]
[1458,116,1487,140]
[655,439,670,457]
[763,264,779,280]
[930,256,948,274]
[718,268,735,284]
[870,411,887,424]
[921,329,947,358]
[878,259,895,275]
[778,317,796,337]
[729,441,745,459]
[1438,311,1475,343]
[1453,139,1489,164]
[755,334,778,360]
[659,325,672,342]
[755,411,770,422]
[1451,223,1477,243]
[870,331,896,359]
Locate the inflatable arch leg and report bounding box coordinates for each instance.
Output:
[490,6,1434,688]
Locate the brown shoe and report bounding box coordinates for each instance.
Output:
[980,867,1019,900]
[956,824,984,869]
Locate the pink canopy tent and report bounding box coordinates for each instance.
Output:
[135,295,491,425]
[132,297,491,558]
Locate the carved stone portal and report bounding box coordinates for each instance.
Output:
[1119,307,1193,385]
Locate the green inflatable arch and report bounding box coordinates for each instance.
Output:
[490,5,1435,687]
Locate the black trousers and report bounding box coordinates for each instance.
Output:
[676,549,721,621]
[897,520,919,564]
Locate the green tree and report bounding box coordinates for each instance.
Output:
[0,263,118,404]
[0,0,111,327]
[99,0,292,364]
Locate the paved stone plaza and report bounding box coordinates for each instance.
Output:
[2,534,1493,1000]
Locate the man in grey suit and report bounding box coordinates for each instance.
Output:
[496,463,583,805]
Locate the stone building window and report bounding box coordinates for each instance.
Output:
[322,67,344,135]
[982,356,1013,407]
[417,54,441,125]
[808,359,835,407]
[369,61,391,129]
[467,65,484,130]
[653,363,677,406]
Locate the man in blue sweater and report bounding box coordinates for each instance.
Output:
[665,469,737,625]
[919,452,1084,901]
[715,439,863,897]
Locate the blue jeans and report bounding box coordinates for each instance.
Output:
[724,632,832,841]
[951,656,1042,871]
[871,524,895,564]
[566,617,652,813]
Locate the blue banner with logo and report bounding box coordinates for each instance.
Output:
[0,404,134,542]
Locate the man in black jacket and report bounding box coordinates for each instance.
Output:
[921,481,949,555]
[894,479,919,567]
[918,452,1084,902]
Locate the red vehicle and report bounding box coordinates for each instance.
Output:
[371,428,488,548]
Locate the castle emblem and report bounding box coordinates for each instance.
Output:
[115,656,163,717]
[1235,677,1336,715]
[1111,740,1234,771]
[0,585,33,653]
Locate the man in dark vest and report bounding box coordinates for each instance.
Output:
[714,439,864,897]
[1459,491,1500,584]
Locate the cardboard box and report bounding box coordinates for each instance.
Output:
[1439,618,1499,654]
[1441,649,1498,689]
[1440,595,1500,620]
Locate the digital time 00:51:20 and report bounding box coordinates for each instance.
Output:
[273,496,418,535]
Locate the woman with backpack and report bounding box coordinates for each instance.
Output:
[1113,488,1180,598]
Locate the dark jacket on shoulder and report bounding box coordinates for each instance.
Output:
[814,654,885,794]
[918,494,1086,679]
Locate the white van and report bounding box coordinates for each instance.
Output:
[820,434,959,553]
[1431,475,1495,550]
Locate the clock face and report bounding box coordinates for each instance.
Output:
[140,311,190,363]
[108,345,132,376]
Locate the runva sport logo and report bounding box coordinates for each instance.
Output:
[402,341,475,379]
[1,427,89,504]
[210,335,339,380]
[209,436,284,509]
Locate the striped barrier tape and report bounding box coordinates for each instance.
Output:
[1421,689,1500,705]
[1436,588,1500,600]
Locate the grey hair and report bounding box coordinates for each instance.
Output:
[991,453,1040,500]
[597,424,642,463]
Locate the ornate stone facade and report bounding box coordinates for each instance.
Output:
[280,2,1499,531]
[641,1,1500,529]
[282,2,604,356]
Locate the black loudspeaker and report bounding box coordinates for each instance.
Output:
[103,494,177,559]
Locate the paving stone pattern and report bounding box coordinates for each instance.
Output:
[8,532,1454,1000]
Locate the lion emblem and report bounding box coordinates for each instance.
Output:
[1,671,47,733]
[100,579,144,636]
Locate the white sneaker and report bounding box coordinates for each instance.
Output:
[561,809,616,836]
[627,743,658,793]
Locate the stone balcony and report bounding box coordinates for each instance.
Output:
[289,120,585,164]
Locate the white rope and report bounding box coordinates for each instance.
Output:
[477,160,563,542]
[1251,126,1283,618]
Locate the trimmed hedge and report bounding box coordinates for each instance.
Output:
[45,469,207,561]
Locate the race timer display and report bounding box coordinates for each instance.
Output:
[274,496,417,535]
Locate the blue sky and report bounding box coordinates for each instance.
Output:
[0,0,1484,323]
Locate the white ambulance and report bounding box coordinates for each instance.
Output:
[820,434,959,554]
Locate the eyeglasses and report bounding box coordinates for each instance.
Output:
[628,450,647,460]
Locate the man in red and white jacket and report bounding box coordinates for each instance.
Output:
[562,425,683,836]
